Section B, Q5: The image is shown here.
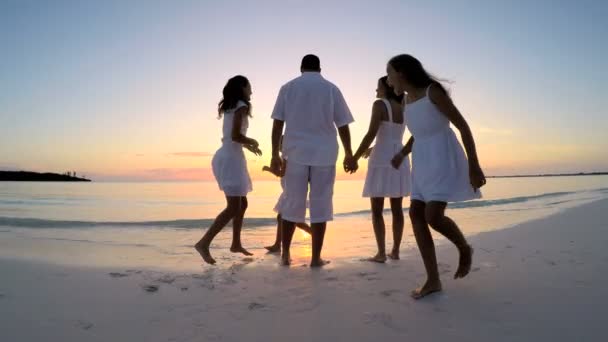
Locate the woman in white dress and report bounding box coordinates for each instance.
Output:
[351,76,411,263]
[387,55,486,298]
[195,75,262,265]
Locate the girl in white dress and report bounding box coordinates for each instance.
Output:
[195,75,262,265]
[387,55,486,298]
[352,76,411,263]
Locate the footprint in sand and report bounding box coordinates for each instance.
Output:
[156,275,176,284]
[356,271,380,280]
[380,289,400,297]
[75,320,94,331]
[142,284,159,293]
[471,267,481,272]
[363,312,407,333]
[248,302,267,310]
[109,272,129,278]
[324,276,339,281]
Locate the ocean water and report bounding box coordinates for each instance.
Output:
[0,176,607,270]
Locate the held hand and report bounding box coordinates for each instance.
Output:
[262,165,281,177]
[343,155,358,174]
[391,153,405,170]
[270,155,285,177]
[469,164,486,191]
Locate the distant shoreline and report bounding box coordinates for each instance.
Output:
[0,171,91,182]
[487,172,608,179]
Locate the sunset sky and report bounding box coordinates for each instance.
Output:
[2,0,607,181]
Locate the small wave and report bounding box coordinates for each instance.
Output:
[0,189,604,229]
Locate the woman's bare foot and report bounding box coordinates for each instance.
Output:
[230,246,253,256]
[454,244,473,279]
[363,253,387,263]
[194,242,216,265]
[310,259,330,268]
[281,252,291,266]
[410,280,442,299]
[387,249,400,260]
[264,244,281,253]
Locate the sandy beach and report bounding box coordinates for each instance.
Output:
[1,198,606,341]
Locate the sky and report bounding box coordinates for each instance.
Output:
[1,0,607,181]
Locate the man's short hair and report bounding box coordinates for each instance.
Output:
[301,54,320,71]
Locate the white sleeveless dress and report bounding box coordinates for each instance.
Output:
[405,87,481,203]
[211,101,253,196]
[362,99,412,198]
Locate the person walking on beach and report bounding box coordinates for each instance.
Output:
[269,54,357,267]
[263,136,312,253]
[195,75,262,265]
[349,76,411,263]
[387,54,486,298]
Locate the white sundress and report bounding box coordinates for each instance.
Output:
[405,86,481,202]
[211,101,253,196]
[362,99,411,198]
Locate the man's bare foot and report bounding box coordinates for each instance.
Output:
[454,244,473,279]
[194,242,216,265]
[411,280,442,299]
[230,246,253,256]
[281,253,291,266]
[310,259,330,268]
[387,250,400,260]
[264,244,281,253]
[363,253,386,263]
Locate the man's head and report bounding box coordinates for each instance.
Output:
[300,54,321,73]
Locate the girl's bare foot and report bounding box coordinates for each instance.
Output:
[230,246,253,256]
[411,280,442,299]
[387,249,400,260]
[264,244,281,253]
[310,259,330,268]
[454,244,473,279]
[363,253,387,263]
[281,252,291,266]
[194,242,216,265]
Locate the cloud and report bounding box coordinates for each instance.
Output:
[167,152,213,157]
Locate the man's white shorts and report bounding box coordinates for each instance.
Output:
[278,161,335,224]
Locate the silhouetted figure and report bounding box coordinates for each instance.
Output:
[387,54,486,298]
[194,76,262,265]
[269,55,356,267]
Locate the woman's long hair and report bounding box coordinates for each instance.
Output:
[388,54,449,95]
[218,75,251,117]
[379,76,403,103]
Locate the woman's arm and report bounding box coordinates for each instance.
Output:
[231,106,258,147]
[428,83,486,189]
[353,100,385,160]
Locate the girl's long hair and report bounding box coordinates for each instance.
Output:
[218,75,251,117]
[388,54,449,95]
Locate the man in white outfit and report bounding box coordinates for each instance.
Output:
[270,54,357,267]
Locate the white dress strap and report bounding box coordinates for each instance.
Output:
[425,84,432,98]
[380,98,393,122]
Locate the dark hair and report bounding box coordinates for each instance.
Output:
[388,54,448,95]
[301,54,321,71]
[218,75,251,117]
[379,76,403,103]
